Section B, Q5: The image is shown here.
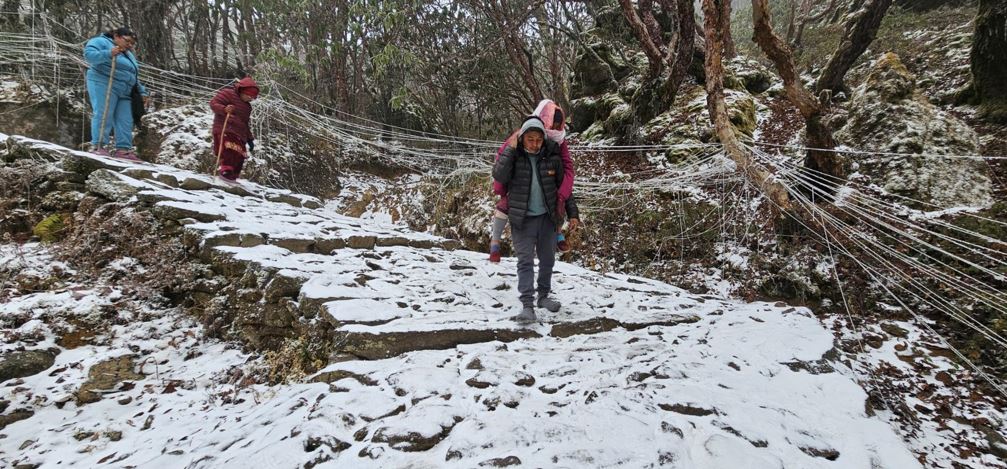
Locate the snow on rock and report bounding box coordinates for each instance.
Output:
[0,134,939,468]
[835,52,993,209]
[1,240,923,468]
[140,104,214,171]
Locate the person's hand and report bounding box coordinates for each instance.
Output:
[567,218,580,231]
[111,46,123,57]
[224,104,235,114]
[142,95,150,107]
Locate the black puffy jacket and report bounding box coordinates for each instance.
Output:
[492,139,565,230]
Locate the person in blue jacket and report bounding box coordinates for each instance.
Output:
[84,26,148,159]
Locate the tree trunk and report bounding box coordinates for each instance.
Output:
[815,0,893,96]
[198,3,210,75]
[703,0,792,211]
[619,0,665,79]
[786,0,799,43]
[720,0,736,58]
[662,0,694,101]
[536,2,566,107]
[752,0,843,191]
[232,4,249,70]
[210,3,219,73]
[791,0,812,47]
[330,3,351,112]
[968,0,1007,122]
[480,0,543,108]
[129,0,173,69]
[752,0,820,117]
[239,0,258,66]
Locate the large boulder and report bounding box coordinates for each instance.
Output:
[0,82,86,148]
[835,53,993,208]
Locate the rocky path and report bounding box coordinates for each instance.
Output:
[0,134,925,468]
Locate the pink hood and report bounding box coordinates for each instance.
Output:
[533,99,566,144]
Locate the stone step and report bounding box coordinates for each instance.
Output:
[334,314,700,360]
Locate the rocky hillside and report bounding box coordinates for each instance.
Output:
[2,133,1005,467]
[0,134,919,467]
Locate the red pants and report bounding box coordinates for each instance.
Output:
[213,132,246,178]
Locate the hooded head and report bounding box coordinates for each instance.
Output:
[533,99,566,143]
[518,116,546,154]
[236,76,260,101]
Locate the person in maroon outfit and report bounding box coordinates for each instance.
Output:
[209,77,259,181]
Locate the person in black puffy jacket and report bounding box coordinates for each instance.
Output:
[492,117,569,322]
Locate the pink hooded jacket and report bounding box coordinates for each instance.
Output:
[494,99,574,213]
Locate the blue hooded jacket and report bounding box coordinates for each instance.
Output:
[84,34,147,98]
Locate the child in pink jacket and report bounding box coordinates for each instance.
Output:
[490,99,576,262]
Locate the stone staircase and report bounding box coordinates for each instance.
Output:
[2,134,703,358]
[0,133,929,469]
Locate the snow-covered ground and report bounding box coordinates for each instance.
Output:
[0,133,1002,468]
[1,241,920,468]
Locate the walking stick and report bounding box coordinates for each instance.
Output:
[97,54,117,152]
[214,112,231,176]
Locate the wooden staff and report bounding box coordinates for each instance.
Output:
[97,54,117,151]
[214,112,231,176]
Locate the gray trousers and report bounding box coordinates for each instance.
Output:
[512,214,556,307]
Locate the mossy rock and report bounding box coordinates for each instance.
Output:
[591,6,640,51]
[723,71,747,93]
[864,52,915,103]
[728,57,775,94]
[573,46,618,97]
[33,213,66,243]
[570,97,599,133]
[603,102,636,137]
[726,91,758,137]
[837,52,991,207]
[579,121,609,142]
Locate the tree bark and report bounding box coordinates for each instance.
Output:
[786,0,799,43]
[791,0,812,47]
[967,0,1007,122]
[210,3,219,72]
[239,0,258,66]
[720,0,736,58]
[815,0,893,96]
[232,4,249,70]
[703,0,792,211]
[662,0,694,101]
[330,2,351,112]
[752,0,843,189]
[619,0,665,79]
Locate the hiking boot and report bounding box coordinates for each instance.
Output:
[489,243,501,263]
[93,147,110,157]
[557,239,571,253]
[113,149,139,161]
[536,296,561,312]
[513,306,536,322]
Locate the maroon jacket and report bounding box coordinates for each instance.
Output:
[210,86,253,143]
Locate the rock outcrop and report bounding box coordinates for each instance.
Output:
[835,53,992,208]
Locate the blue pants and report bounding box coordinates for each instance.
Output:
[512,214,557,307]
[86,79,134,149]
